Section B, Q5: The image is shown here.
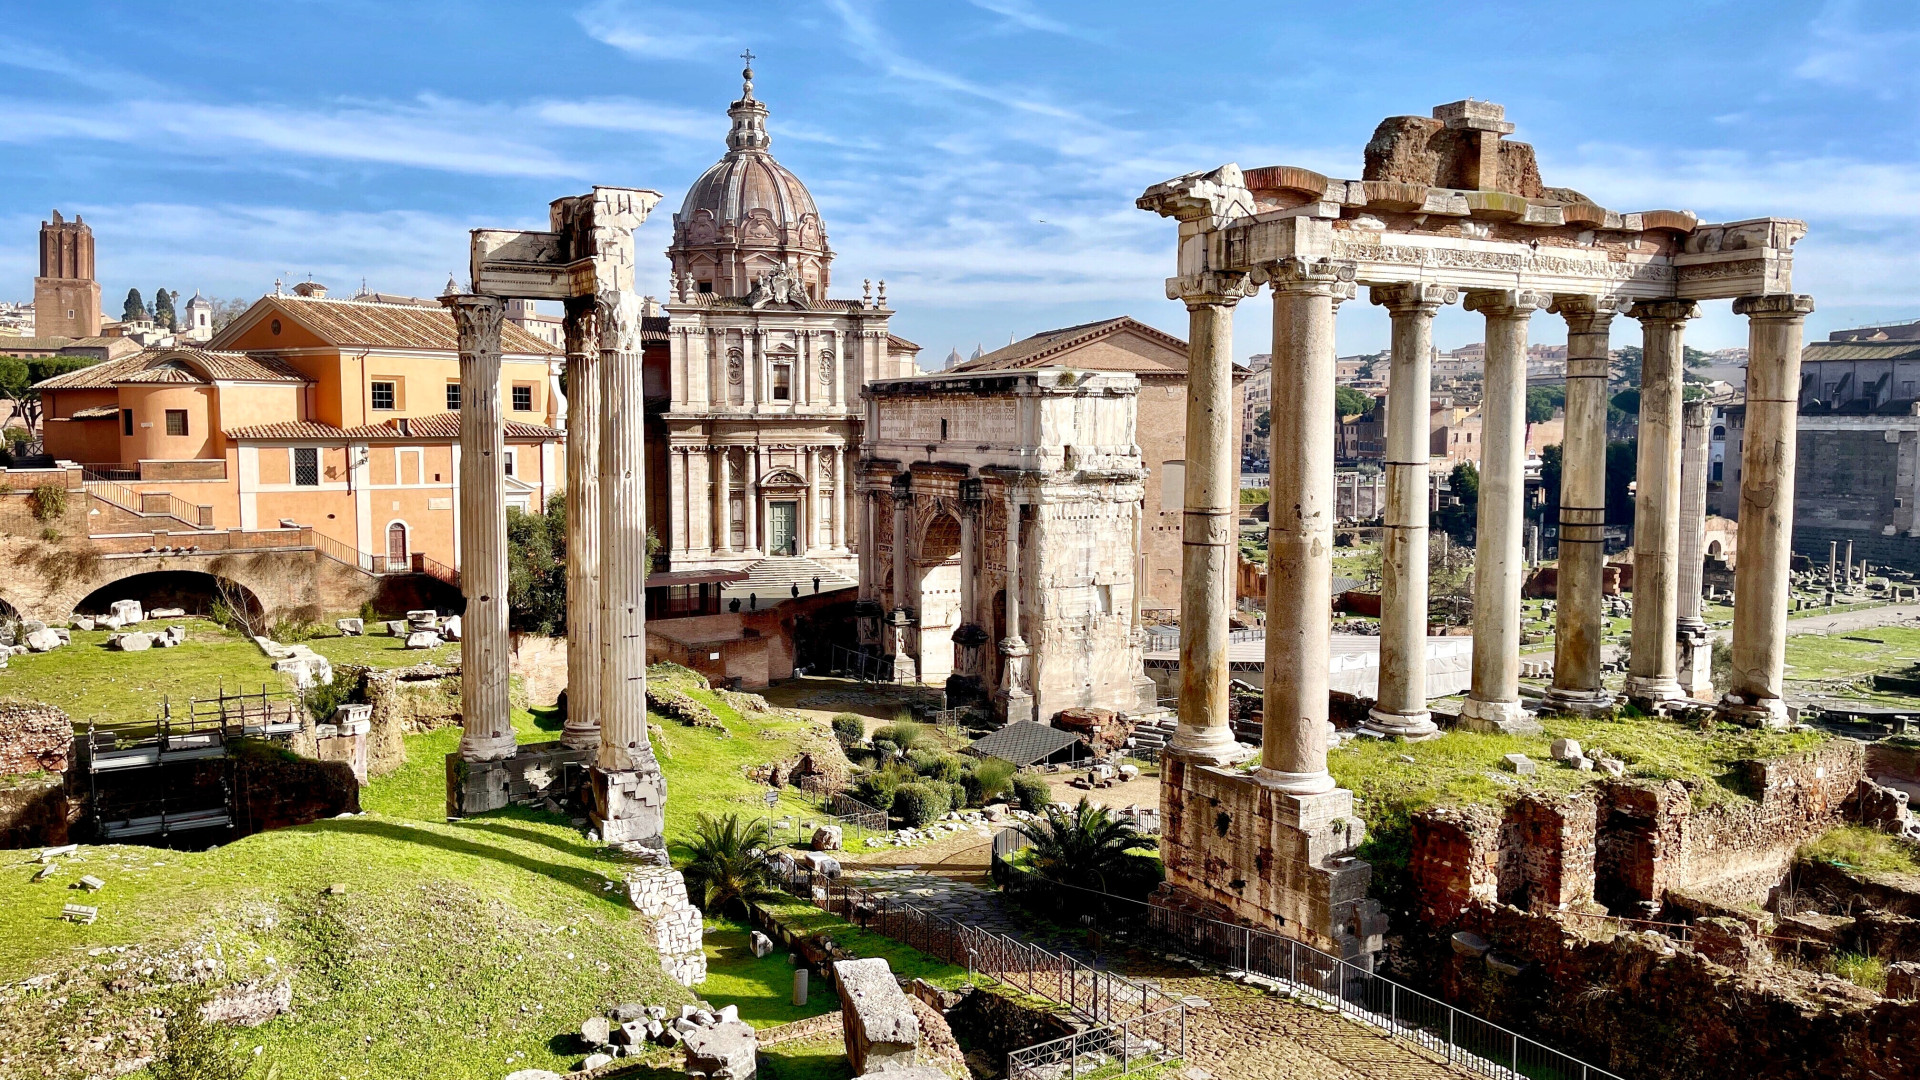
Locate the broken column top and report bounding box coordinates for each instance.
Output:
[1432,99,1514,133]
[833,957,920,1045]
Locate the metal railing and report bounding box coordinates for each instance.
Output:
[84,480,207,529]
[988,835,1625,1080]
[773,869,1187,1079]
[828,643,894,684]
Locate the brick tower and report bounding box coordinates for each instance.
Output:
[33,210,101,338]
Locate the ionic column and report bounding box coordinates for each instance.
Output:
[1365,282,1453,738]
[998,492,1032,722]
[1260,259,1351,793]
[1171,271,1252,764]
[1460,289,1546,731]
[1546,297,1616,714]
[713,447,732,553]
[833,446,847,548]
[745,450,761,553]
[1625,300,1699,709]
[560,298,601,750]
[1723,294,1816,727]
[593,290,666,846]
[444,294,514,762]
[1676,398,1714,699]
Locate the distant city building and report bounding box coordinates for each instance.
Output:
[0,300,34,336]
[504,297,564,349]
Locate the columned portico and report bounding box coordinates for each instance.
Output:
[1625,300,1700,710]
[1460,289,1546,733]
[1722,294,1816,727]
[1365,282,1452,739]
[1546,297,1617,715]
[445,294,515,762]
[561,298,602,750]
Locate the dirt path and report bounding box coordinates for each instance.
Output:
[1724,602,1920,642]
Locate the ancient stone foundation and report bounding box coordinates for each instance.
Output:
[1159,755,1385,960]
[591,765,667,846]
[443,744,592,818]
[627,865,708,987]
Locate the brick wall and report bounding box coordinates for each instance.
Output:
[0,700,72,775]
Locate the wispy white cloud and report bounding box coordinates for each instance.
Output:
[965,0,1097,41]
[1550,145,1920,223]
[575,0,738,60]
[1793,0,1920,95]
[822,0,1085,124]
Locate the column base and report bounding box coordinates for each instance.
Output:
[997,688,1034,726]
[459,731,518,762]
[1165,726,1252,766]
[559,723,600,752]
[445,744,594,818]
[1542,686,1617,718]
[1716,693,1793,730]
[1251,766,1338,795]
[1361,708,1439,741]
[591,765,667,847]
[1458,696,1543,735]
[1624,675,1687,711]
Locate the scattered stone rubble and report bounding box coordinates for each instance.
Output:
[626,865,708,986]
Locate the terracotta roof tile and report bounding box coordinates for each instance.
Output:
[227,412,562,442]
[32,347,309,390]
[65,405,119,420]
[223,420,345,440]
[266,295,560,355]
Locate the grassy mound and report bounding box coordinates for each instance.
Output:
[0,663,834,1079]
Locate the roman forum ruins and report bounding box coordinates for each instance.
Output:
[1143,100,1811,960]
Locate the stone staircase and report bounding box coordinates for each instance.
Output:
[723,556,855,605]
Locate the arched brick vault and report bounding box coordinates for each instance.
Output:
[0,544,352,623]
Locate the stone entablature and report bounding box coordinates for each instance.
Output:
[858,368,1150,721]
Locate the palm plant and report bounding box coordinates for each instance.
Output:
[1010,797,1161,898]
[680,813,778,916]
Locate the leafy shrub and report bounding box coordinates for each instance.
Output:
[892,782,950,827]
[1010,797,1164,902]
[968,758,1017,806]
[358,599,377,625]
[39,526,59,542]
[29,482,66,522]
[909,749,966,784]
[304,673,356,724]
[873,721,927,753]
[944,780,968,814]
[853,763,915,812]
[871,739,899,759]
[1012,772,1052,812]
[681,813,778,916]
[831,713,865,746]
[269,614,324,644]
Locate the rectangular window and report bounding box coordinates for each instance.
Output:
[371,381,396,411]
[446,382,461,411]
[121,409,133,436]
[164,409,188,437]
[293,447,319,487]
[1095,584,1113,617]
[772,364,791,402]
[512,384,533,411]
[502,448,515,477]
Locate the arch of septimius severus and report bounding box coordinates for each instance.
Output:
[1142,99,1811,962]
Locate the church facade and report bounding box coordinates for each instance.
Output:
[654,65,919,584]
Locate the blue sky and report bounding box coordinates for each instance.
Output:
[3,0,1918,363]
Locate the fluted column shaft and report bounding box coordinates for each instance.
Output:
[1261,260,1349,793]
[1625,300,1698,707]
[714,448,732,553]
[1461,290,1544,728]
[1547,299,1615,712]
[445,294,514,762]
[1677,400,1712,625]
[1173,276,1249,763]
[1367,284,1451,737]
[561,299,602,750]
[596,293,659,775]
[1724,295,1816,727]
[746,451,761,552]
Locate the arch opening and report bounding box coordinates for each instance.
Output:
[915,512,964,684]
[75,570,264,627]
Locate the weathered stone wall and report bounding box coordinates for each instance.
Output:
[1499,791,1598,911]
[0,775,73,848]
[1404,902,1920,1080]
[0,699,72,776]
[360,662,460,776]
[1160,757,1380,956]
[1362,115,1546,198]
[508,633,567,707]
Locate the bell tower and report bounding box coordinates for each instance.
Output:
[33,210,101,338]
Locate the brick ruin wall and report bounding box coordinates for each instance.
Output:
[0,699,72,776]
[1412,740,1867,923]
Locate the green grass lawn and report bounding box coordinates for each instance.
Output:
[0,618,289,727]
[307,630,460,669]
[1784,624,1920,681]
[755,896,970,991]
[698,918,837,1028]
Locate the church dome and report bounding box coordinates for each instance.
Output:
[669,62,832,301]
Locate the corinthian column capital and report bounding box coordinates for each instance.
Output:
[562,295,596,355]
[594,289,644,354]
[1369,282,1457,314]
[442,293,505,353]
[1733,294,1816,320]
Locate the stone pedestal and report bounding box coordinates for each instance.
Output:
[592,764,668,847]
[888,611,919,684]
[996,637,1032,725]
[446,743,594,818]
[1158,755,1385,961]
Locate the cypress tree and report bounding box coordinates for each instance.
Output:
[121,288,144,323]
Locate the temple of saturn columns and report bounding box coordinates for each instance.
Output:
[1140,100,1812,961]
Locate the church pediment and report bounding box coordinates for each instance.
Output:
[761,468,808,488]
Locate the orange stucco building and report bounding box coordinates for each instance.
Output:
[35,288,565,572]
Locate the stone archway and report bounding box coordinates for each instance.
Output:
[915,512,963,683]
[74,569,266,626]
